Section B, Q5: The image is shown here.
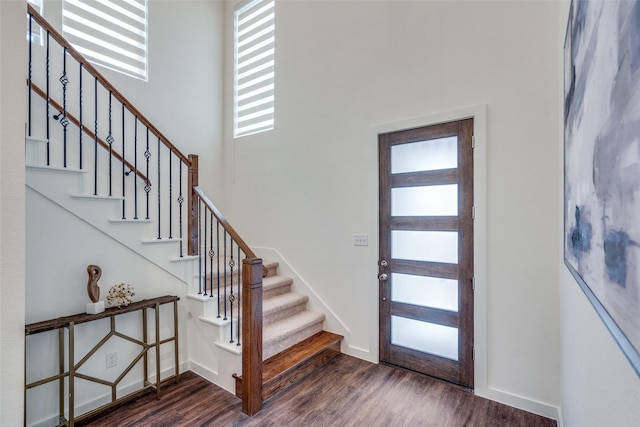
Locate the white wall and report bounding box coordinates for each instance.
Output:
[24,187,189,425]
[223,0,560,417]
[0,1,27,425]
[557,1,640,426]
[560,269,640,426]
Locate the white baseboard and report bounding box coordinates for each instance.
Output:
[475,385,559,421]
[188,359,237,395]
[344,344,376,363]
[556,405,564,427]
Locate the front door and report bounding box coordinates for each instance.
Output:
[378,118,474,387]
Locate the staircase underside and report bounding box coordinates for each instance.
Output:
[234,331,343,402]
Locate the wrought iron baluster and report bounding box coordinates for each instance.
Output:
[157,137,161,239]
[223,231,228,321]
[217,222,221,318]
[122,104,126,219]
[79,63,83,169]
[107,92,113,196]
[60,47,68,167]
[203,207,208,296]
[209,212,214,298]
[169,150,173,239]
[93,77,98,195]
[229,240,235,343]
[144,129,150,219]
[237,245,241,346]
[46,30,50,165]
[197,200,202,295]
[28,14,32,137]
[178,162,183,257]
[133,118,138,219]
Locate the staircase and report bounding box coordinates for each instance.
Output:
[186,255,343,398]
[24,4,342,418]
[27,130,343,412]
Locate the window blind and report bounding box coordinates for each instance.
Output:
[234,0,275,138]
[62,0,148,81]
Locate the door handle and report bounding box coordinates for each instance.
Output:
[378,273,388,281]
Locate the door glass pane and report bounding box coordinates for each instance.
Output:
[391,273,458,312]
[391,184,458,216]
[391,136,458,174]
[391,315,458,361]
[391,230,458,264]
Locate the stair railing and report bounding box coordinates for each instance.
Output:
[27,4,192,256]
[192,186,264,414]
[28,81,149,184]
[192,186,255,343]
[26,4,264,416]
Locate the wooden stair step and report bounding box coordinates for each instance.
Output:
[234,331,343,401]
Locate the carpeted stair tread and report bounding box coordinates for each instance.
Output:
[263,311,324,343]
[200,274,290,295]
[263,292,308,314]
[263,310,325,360]
[201,259,278,280]
[263,292,308,325]
[262,275,293,298]
[262,260,279,276]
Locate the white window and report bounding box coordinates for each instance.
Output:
[234,0,275,138]
[27,0,43,45]
[62,0,148,81]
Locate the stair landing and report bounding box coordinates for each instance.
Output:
[234,330,343,402]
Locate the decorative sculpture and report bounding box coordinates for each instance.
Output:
[87,264,102,303]
[86,264,105,314]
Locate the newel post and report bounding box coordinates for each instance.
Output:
[242,257,263,416]
[187,154,199,256]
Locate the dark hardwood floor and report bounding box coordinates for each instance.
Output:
[78,354,556,426]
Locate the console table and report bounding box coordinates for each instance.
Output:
[24,295,180,426]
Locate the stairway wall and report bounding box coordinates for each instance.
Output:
[25,185,190,426]
[25,187,190,324]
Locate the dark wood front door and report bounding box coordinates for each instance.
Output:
[378,118,474,388]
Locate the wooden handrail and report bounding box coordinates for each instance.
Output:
[193,186,257,259]
[27,4,191,166]
[28,81,150,184]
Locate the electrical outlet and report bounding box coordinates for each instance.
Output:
[106,351,117,368]
[353,234,368,246]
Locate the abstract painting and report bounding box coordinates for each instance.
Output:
[564,0,640,375]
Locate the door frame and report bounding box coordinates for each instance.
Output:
[371,104,488,392]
